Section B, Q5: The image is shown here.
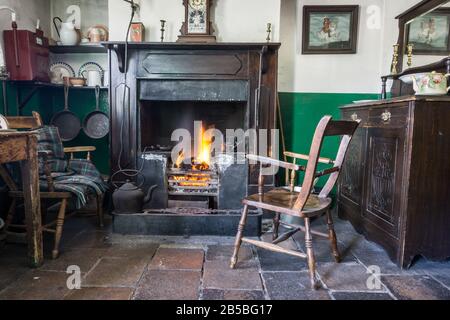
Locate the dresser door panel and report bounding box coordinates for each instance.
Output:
[363,127,405,239]
[340,127,366,206]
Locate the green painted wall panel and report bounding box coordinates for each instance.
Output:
[0,84,110,174]
[278,92,379,188]
[2,86,379,180]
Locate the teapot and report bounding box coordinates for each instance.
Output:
[112,180,157,214]
[411,71,450,96]
[53,17,80,46]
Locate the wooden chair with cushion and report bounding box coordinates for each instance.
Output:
[0,111,104,259]
[230,116,359,289]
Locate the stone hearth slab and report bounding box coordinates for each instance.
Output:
[262,271,330,300]
[134,270,201,300]
[381,275,450,300]
[0,270,69,300]
[112,212,262,237]
[64,287,134,300]
[83,257,147,287]
[149,248,204,271]
[203,260,262,290]
[201,289,265,300]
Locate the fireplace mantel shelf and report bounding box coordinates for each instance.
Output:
[103,42,281,73]
[102,41,281,51]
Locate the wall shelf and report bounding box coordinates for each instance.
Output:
[49,45,107,54]
[7,81,108,90]
[2,80,108,114]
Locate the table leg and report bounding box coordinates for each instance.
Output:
[20,135,43,267]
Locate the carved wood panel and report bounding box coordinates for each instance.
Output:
[363,127,405,238]
[139,53,244,77]
[368,138,396,220]
[340,128,365,204]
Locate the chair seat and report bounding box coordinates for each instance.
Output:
[244,188,332,217]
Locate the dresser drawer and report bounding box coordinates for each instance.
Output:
[368,105,409,127]
[342,109,369,124]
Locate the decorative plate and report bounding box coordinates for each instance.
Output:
[86,25,109,42]
[78,62,104,80]
[49,62,76,84]
[50,62,75,84]
[0,114,9,130]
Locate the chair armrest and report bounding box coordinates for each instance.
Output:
[64,146,96,161]
[284,151,334,165]
[315,167,340,178]
[246,154,303,171]
[64,146,96,153]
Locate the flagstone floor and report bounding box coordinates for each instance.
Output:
[0,212,449,300]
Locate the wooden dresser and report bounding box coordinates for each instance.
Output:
[338,96,450,268]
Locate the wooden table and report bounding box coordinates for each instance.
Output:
[0,131,43,267]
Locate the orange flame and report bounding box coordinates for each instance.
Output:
[173,123,212,172]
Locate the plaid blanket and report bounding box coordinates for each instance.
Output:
[35,126,108,209]
[39,159,108,209]
[36,126,66,173]
[2,126,107,208]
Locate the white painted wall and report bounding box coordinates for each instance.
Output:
[280,0,383,93]
[279,0,430,94]
[108,0,281,42]
[1,0,444,95]
[0,0,51,66]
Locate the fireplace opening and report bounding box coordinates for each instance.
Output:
[139,100,247,151]
[168,123,219,197]
[138,99,248,212]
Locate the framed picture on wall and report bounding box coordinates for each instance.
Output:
[302,5,359,54]
[406,8,450,56]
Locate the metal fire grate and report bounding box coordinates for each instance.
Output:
[167,169,219,196]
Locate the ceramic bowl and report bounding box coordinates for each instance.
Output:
[69,77,86,87]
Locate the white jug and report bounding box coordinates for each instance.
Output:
[82,70,103,87]
[53,17,79,46]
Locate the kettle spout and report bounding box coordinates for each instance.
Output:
[144,185,158,203]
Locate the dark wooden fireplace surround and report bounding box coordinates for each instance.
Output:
[105,42,280,196]
[103,42,281,236]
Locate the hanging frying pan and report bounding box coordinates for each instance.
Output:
[83,85,109,139]
[51,85,81,142]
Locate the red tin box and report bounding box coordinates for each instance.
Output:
[3,28,50,82]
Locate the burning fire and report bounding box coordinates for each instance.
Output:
[171,123,213,190]
[170,173,211,188]
[174,123,212,171]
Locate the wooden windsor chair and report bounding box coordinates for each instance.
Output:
[230,116,359,289]
[0,112,104,259]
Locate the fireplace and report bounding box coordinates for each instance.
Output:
[105,42,280,236]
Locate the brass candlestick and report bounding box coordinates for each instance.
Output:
[160,20,166,42]
[266,23,272,42]
[391,44,399,75]
[407,43,414,67]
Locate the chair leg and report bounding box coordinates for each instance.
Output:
[96,194,104,228]
[326,210,341,263]
[230,205,249,269]
[304,217,320,290]
[52,199,67,259]
[4,199,17,229]
[272,212,281,241]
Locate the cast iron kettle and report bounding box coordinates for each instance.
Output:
[111,171,157,214]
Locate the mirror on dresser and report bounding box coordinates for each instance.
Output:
[387,0,450,97]
[402,1,450,71]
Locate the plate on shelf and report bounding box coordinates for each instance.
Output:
[50,62,76,84]
[78,62,104,80]
[0,114,9,130]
